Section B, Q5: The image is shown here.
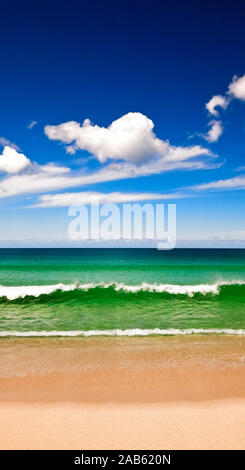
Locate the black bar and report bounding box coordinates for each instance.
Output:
[0,450,244,467]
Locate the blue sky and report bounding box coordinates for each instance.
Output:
[1,0,245,246]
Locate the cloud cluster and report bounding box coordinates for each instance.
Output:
[206,74,245,117]
[202,73,245,144]
[0,113,218,201]
[1,70,245,216]
[0,112,201,203]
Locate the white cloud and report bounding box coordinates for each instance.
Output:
[0,113,215,200]
[0,146,30,174]
[204,73,245,143]
[45,113,167,163]
[203,120,223,143]
[38,164,70,175]
[206,73,245,118]
[45,112,212,165]
[228,74,245,101]
[0,154,217,200]
[27,120,38,130]
[205,95,228,117]
[0,172,73,199]
[192,175,245,191]
[0,137,19,150]
[31,191,182,208]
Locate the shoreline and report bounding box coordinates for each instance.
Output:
[1,328,245,337]
[0,335,245,403]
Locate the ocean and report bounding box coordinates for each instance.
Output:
[0,248,245,337]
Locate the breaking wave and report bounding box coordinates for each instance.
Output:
[0,280,245,300]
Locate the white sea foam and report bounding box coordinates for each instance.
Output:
[0,328,244,337]
[0,280,244,300]
[0,283,78,300]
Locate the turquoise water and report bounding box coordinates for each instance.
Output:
[0,248,245,335]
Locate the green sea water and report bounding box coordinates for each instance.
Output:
[0,248,245,336]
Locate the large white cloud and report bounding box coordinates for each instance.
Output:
[45,112,212,165]
[0,146,30,173]
[45,113,166,163]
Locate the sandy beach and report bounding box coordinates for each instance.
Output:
[0,335,245,449]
